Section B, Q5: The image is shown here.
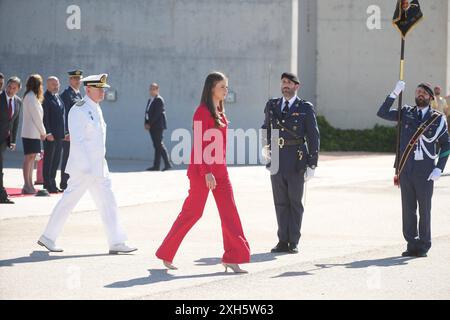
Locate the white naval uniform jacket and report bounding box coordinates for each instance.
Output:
[65,96,109,178]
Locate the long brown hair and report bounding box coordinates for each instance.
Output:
[24,74,44,103]
[200,71,228,128]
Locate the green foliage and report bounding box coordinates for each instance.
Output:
[317,115,396,152]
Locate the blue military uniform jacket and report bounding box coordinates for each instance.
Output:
[377,96,450,176]
[43,91,66,140]
[61,86,82,134]
[262,97,320,173]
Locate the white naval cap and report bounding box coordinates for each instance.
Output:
[82,73,110,88]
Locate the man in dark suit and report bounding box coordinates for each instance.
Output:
[262,72,320,254]
[144,83,172,171]
[0,76,22,204]
[43,77,66,193]
[60,70,83,190]
[0,73,4,92]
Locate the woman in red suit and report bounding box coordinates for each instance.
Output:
[156,72,250,273]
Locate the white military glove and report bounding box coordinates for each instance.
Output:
[427,168,442,182]
[390,80,406,98]
[304,167,315,182]
[261,145,271,161]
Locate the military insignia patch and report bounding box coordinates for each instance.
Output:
[75,100,85,106]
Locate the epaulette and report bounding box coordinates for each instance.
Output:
[75,99,85,107]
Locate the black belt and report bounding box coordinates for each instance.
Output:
[276,137,305,149]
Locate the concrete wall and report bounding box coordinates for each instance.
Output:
[2,0,447,160]
[447,1,450,96]
[298,0,317,104]
[0,0,296,161]
[316,0,449,129]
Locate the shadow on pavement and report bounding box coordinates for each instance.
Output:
[195,252,282,266]
[104,269,232,288]
[0,250,118,267]
[272,256,415,278]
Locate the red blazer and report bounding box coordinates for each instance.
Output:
[187,104,228,178]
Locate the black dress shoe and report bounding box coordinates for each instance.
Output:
[146,167,159,171]
[415,251,428,258]
[271,242,289,253]
[288,243,299,254]
[0,197,14,204]
[162,165,172,172]
[401,250,417,257]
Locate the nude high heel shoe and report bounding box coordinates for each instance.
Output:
[222,263,248,274]
[163,260,178,270]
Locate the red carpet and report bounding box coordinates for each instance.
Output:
[5,188,36,198]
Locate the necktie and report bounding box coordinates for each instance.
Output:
[282,100,289,118]
[56,95,63,111]
[8,98,13,120]
[417,110,422,122]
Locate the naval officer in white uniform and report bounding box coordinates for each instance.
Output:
[37,74,137,254]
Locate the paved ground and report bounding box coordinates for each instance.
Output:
[1,152,449,300]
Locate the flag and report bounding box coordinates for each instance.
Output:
[393,0,423,39]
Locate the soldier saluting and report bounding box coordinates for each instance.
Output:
[262,72,320,254]
[377,81,449,257]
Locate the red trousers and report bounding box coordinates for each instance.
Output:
[156,173,250,264]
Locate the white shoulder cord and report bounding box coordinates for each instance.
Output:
[416,116,448,160]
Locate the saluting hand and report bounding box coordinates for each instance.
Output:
[205,173,217,190]
[391,80,406,98]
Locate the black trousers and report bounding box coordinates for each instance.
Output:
[60,140,70,189]
[400,171,434,253]
[43,139,62,190]
[149,128,170,169]
[0,141,7,191]
[270,170,305,245]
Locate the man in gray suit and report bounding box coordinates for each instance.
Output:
[0,76,22,204]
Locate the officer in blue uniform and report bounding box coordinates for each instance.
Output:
[60,70,83,190]
[377,81,450,257]
[262,72,320,254]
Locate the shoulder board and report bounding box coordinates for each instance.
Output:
[298,99,314,108]
[402,104,414,111]
[75,99,85,107]
[431,109,444,116]
[269,98,280,103]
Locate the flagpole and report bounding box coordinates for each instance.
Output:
[394,37,405,186]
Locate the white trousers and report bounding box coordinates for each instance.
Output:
[43,174,127,246]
